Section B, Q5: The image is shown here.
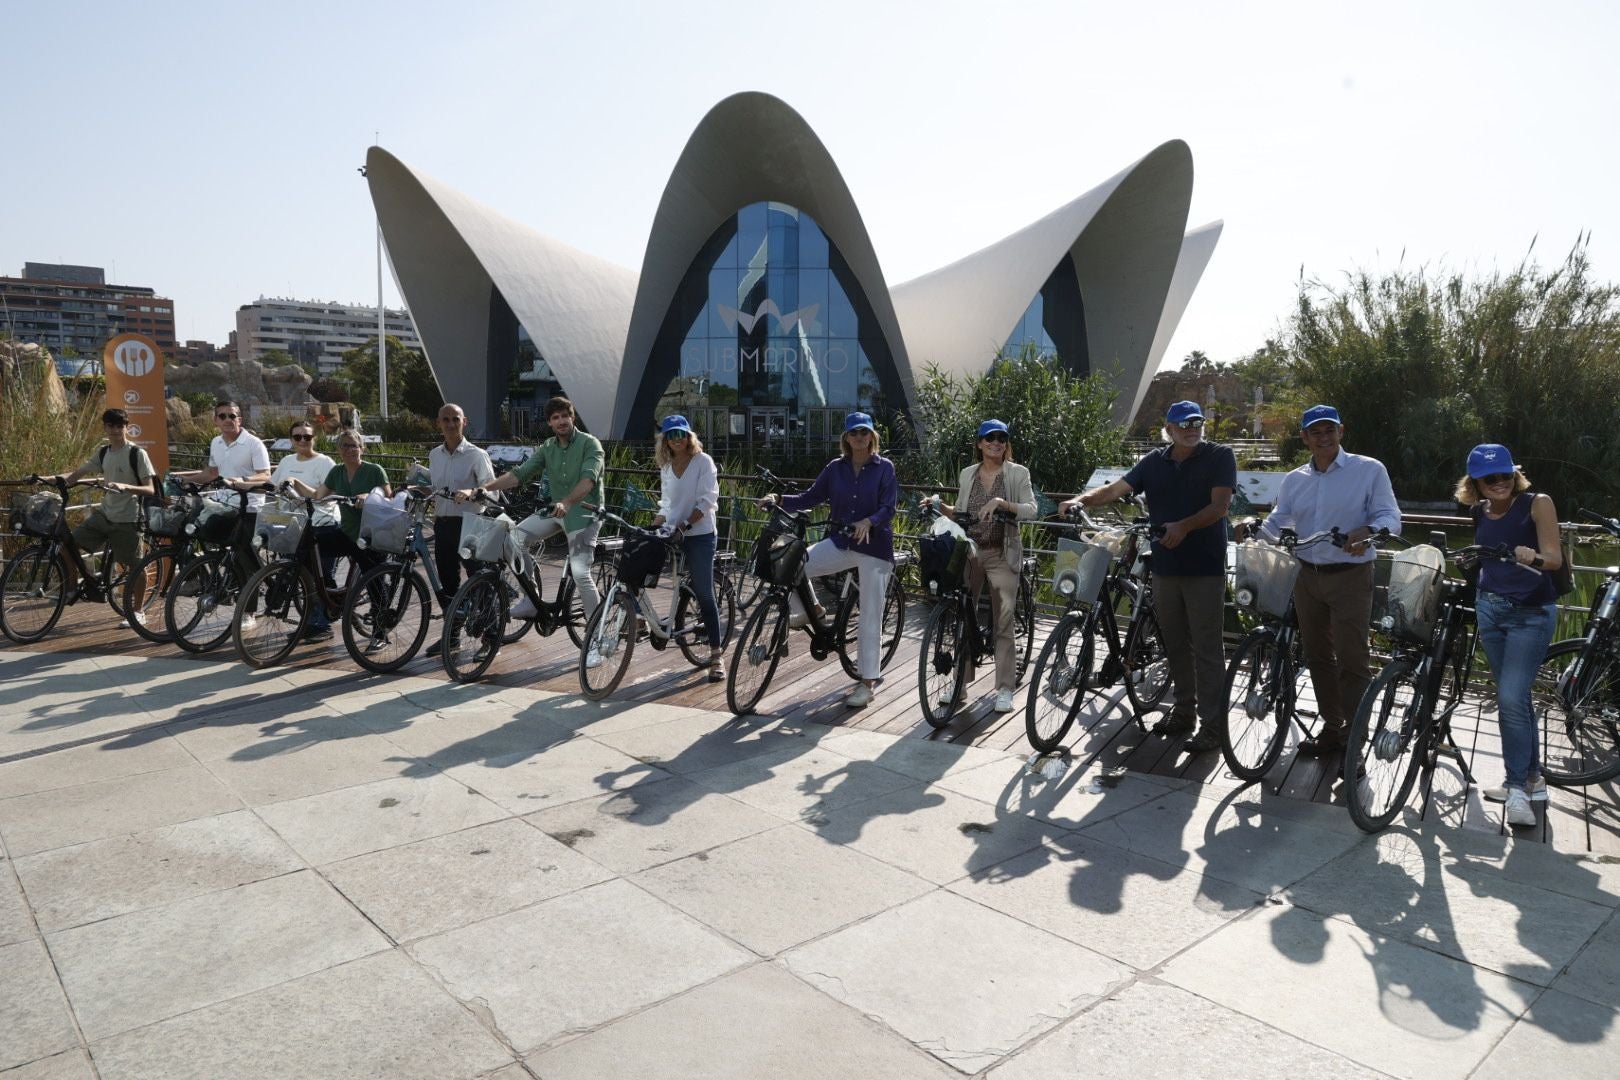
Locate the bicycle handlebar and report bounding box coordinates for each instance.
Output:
[1579,507,1620,537]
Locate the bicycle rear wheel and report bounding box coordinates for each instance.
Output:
[443,575,506,683]
[343,563,431,674]
[0,546,67,643]
[121,547,179,643]
[728,593,788,715]
[1122,602,1171,714]
[918,599,969,729]
[167,552,241,654]
[1024,612,1093,753]
[1220,630,1292,781]
[1536,638,1620,786]
[1344,659,1425,833]
[579,587,637,699]
[1012,576,1036,684]
[235,562,310,668]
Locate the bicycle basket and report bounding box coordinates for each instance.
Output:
[1052,537,1112,606]
[256,499,308,556]
[145,494,197,539]
[459,512,515,563]
[1232,541,1302,620]
[12,492,64,538]
[617,533,668,589]
[753,528,807,587]
[1377,545,1444,644]
[358,492,411,554]
[919,531,973,595]
[191,497,241,543]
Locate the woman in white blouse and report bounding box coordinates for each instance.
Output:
[649,415,725,680]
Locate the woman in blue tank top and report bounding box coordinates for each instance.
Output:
[1456,443,1562,827]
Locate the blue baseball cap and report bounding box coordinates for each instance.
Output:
[659,414,691,437]
[1301,404,1342,430]
[1165,401,1204,424]
[844,411,876,434]
[976,418,1009,439]
[1467,443,1517,478]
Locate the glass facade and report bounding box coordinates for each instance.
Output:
[1002,255,1089,376]
[638,202,903,447]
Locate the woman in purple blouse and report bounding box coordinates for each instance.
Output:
[758,412,898,708]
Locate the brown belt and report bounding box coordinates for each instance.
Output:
[1298,561,1362,575]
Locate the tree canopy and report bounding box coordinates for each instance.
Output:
[335,335,441,419]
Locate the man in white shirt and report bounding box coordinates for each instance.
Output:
[1257,405,1401,757]
[175,400,272,578]
[428,403,495,605]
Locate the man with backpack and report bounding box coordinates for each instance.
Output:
[38,408,158,624]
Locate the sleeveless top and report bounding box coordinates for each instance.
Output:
[965,471,1007,551]
[1474,492,1556,606]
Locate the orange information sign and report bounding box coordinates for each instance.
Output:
[102,333,170,475]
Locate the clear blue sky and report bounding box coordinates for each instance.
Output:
[6,0,1615,369]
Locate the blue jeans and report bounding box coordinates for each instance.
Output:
[681,531,721,648]
[1475,590,1557,790]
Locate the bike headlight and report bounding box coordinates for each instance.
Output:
[1056,572,1077,597]
[356,538,368,550]
[251,533,265,549]
[1234,587,1254,608]
[458,546,474,560]
[185,523,196,535]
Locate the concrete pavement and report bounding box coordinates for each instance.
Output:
[2,646,1618,1078]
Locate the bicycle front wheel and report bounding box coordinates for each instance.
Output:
[1536,638,1620,786]
[1012,576,1036,684]
[121,547,179,644]
[918,599,969,729]
[1220,630,1291,781]
[166,552,241,654]
[728,593,788,715]
[443,574,506,683]
[1024,613,1093,753]
[834,571,907,680]
[0,546,67,643]
[235,562,310,668]
[1122,603,1171,714]
[1345,659,1425,833]
[579,587,637,699]
[342,563,430,674]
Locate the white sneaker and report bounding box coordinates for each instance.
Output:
[937,693,958,710]
[239,614,257,631]
[509,595,538,620]
[117,611,147,629]
[845,683,873,709]
[1504,787,1537,827]
[1483,775,1548,803]
[584,648,603,669]
[993,689,1015,713]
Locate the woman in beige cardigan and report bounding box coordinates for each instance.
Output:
[933,419,1038,712]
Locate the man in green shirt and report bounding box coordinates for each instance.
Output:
[456,395,603,623]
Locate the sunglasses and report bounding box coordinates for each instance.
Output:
[981,432,1008,443]
[1478,473,1514,486]
[1173,418,1205,430]
[215,412,239,420]
[290,433,314,442]
[664,430,689,441]
[339,443,362,450]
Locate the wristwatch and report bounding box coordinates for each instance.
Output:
[1531,554,1545,568]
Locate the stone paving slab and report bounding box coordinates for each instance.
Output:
[1160,902,1538,1079]
[634,823,933,956]
[529,961,958,1079]
[253,772,509,865]
[1552,911,1620,1008]
[0,731,192,798]
[588,711,830,775]
[408,878,751,1053]
[688,741,921,822]
[0,937,79,1071]
[784,890,1131,1074]
[1472,988,1620,1080]
[321,817,613,942]
[0,763,242,857]
[0,861,34,946]
[47,869,389,1039]
[934,759,1186,830]
[13,809,303,933]
[86,952,514,1080]
[1,1049,98,1080]
[987,978,1387,1079]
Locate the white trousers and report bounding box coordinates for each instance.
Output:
[799,538,892,681]
[513,513,602,622]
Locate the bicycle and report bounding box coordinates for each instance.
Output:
[338,486,448,674]
[0,477,133,643]
[1530,508,1620,786]
[750,467,909,681]
[164,487,261,653]
[1343,532,1514,833]
[1219,526,1347,780]
[232,486,360,668]
[576,505,739,698]
[119,479,220,644]
[1024,504,1169,754]
[439,494,599,683]
[914,500,1037,728]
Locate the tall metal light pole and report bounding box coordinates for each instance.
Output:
[360,158,388,420]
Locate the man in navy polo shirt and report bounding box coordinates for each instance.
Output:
[1062,400,1236,752]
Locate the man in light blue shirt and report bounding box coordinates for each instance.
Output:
[1258,405,1401,757]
